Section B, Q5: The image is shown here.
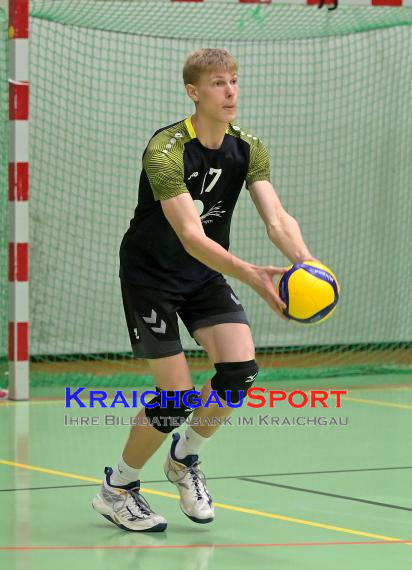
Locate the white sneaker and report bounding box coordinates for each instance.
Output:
[92,467,167,532]
[164,433,214,524]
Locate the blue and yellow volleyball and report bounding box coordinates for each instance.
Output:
[276,261,340,324]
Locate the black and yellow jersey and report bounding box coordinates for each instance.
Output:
[119,116,270,293]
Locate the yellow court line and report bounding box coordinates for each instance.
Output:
[0,460,103,484]
[0,459,410,545]
[0,401,62,408]
[353,387,412,394]
[342,396,412,410]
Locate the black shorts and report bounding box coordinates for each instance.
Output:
[121,275,250,359]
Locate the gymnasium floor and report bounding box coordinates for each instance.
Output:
[1,374,411,569]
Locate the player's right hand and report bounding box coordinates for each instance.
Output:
[246,265,289,319]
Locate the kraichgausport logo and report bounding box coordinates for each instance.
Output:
[64,388,347,409]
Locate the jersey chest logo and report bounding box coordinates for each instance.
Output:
[193,199,226,225]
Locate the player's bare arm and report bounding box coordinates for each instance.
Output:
[249,180,316,264]
[161,192,287,312]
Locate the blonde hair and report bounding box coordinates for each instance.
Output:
[183,49,238,85]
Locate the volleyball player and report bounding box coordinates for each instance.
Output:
[93,48,315,532]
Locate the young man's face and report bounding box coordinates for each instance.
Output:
[188,69,238,123]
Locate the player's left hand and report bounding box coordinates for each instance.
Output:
[246,264,289,318]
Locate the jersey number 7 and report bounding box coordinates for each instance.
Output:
[200,168,222,194]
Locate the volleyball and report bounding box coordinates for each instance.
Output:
[276,261,340,324]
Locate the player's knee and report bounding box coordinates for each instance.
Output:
[211,359,259,405]
[144,387,197,434]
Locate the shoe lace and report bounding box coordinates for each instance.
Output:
[167,460,211,503]
[112,486,153,520]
